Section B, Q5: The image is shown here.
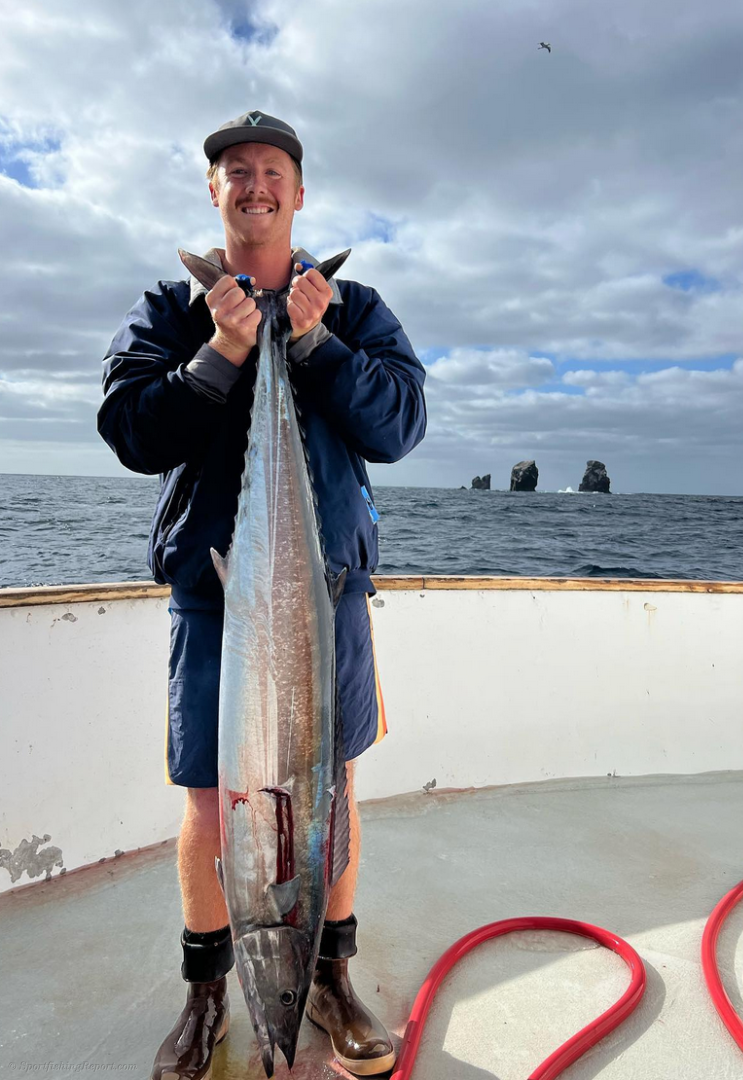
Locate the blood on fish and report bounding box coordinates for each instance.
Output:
[228,787,252,811]
[262,786,295,885]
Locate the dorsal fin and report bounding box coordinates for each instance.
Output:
[330,680,351,887]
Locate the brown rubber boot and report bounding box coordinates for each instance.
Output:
[150,926,233,1080]
[306,915,396,1077]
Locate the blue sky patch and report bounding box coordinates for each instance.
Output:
[0,130,61,189]
[229,17,278,45]
[361,213,397,244]
[555,355,738,375]
[420,348,738,393]
[663,269,721,293]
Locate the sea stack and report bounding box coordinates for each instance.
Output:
[471,474,491,490]
[579,460,611,493]
[510,460,538,491]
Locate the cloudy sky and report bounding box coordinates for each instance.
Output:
[1,0,741,493]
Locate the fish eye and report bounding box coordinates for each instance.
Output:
[280,989,297,1007]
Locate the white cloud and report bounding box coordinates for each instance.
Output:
[563,370,631,392]
[427,349,554,388]
[407,358,743,492]
[0,0,741,491]
[0,374,100,410]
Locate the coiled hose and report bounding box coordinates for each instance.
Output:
[391,916,646,1080]
[702,880,743,1052]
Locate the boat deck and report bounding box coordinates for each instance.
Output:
[3,773,743,1079]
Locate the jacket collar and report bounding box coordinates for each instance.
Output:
[187,246,343,308]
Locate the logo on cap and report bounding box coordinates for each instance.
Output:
[247,113,263,126]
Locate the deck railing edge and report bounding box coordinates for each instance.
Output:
[1,575,741,607]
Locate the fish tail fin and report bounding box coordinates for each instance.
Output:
[314,248,351,282]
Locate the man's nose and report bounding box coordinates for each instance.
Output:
[241,171,265,193]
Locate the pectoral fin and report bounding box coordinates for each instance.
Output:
[329,567,348,608]
[267,876,301,918]
[210,547,229,587]
[215,856,225,897]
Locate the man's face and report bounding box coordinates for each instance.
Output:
[209,142,304,247]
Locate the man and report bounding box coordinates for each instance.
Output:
[97,111,426,1078]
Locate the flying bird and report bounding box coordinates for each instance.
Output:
[538,42,551,52]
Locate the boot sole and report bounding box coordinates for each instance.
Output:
[306,1001,396,1076]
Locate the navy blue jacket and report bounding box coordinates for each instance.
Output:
[97,274,426,608]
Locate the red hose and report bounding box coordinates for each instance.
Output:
[390,916,646,1080]
[702,880,743,1051]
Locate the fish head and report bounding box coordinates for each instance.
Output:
[234,924,313,1076]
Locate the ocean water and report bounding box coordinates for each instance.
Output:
[1,473,741,589]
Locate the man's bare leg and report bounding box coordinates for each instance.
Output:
[150,788,230,1079]
[179,787,228,932]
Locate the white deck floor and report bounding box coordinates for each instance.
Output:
[3,773,743,1079]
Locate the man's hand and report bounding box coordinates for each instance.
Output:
[287,264,333,342]
[206,276,260,367]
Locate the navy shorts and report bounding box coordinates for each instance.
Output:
[165,593,387,788]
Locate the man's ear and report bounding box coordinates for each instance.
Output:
[209,180,220,209]
[294,185,305,212]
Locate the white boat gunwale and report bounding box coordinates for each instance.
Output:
[1,573,742,608]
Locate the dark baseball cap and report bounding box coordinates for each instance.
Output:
[203,110,303,166]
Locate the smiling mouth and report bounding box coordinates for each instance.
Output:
[240,206,274,215]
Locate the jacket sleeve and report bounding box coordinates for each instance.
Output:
[295,287,427,464]
[97,283,227,475]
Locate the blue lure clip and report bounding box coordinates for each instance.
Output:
[298,260,314,275]
[234,273,255,296]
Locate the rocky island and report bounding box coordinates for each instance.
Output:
[579,460,611,493]
[510,460,538,491]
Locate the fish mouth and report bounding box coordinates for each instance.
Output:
[234,927,314,1078]
[258,1027,297,1078]
[260,1039,278,1079]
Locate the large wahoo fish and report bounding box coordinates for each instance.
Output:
[178,248,351,1076]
